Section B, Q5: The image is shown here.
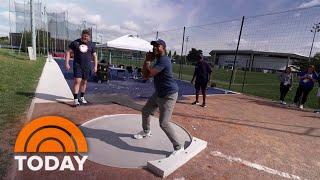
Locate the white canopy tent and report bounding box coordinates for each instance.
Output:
[96,35,153,64]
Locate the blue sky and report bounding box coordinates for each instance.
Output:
[1,0,320,56]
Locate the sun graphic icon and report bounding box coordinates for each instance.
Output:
[79,44,88,53]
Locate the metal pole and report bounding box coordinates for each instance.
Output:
[19,0,26,54]
[156,31,158,40]
[45,6,48,55]
[179,27,185,80]
[308,28,317,62]
[41,1,45,55]
[241,58,249,92]
[31,0,37,60]
[66,11,69,42]
[228,16,245,90]
[9,0,13,53]
[24,0,27,54]
[55,13,57,53]
[63,12,66,52]
[18,33,24,54]
[109,50,112,64]
[95,24,98,43]
[83,20,86,29]
[184,36,189,66]
[100,35,102,60]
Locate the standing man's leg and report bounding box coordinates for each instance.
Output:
[301,88,312,107]
[315,96,320,113]
[201,82,207,107]
[158,92,182,151]
[73,63,84,106]
[73,78,82,106]
[79,79,88,103]
[192,83,200,105]
[280,83,285,102]
[79,68,91,104]
[294,85,303,105]
[316,88,320,113]
[134,93,158,139]
[282,85,290,103]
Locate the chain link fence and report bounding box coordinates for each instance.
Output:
[136,6,320,108]
[7,1,320,108]
[9,0,97,55]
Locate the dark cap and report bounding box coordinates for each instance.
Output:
[151,39,166,49]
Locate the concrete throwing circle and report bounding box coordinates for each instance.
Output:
[80,114,192,168]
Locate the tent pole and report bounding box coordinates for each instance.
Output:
[109,50,112,64]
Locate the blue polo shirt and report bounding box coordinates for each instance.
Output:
[298,71,318,89]
[69,39,96,68]
[153,55,179,98]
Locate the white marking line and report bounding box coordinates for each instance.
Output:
[210,151,303,180]
[182,93,240,98]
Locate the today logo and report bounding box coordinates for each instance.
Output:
[14,116,88,171]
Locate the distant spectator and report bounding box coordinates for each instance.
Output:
[279,67,293,105]
[293,65,318,109]
[314,76,320,113]
[100,59,107,63]
[191,50,212,108]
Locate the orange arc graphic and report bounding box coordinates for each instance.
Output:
[14,116,88,153]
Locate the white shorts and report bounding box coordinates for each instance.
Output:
[317,88,320,97]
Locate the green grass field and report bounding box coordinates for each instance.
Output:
[0,49,45,177]
[111,57,318,109]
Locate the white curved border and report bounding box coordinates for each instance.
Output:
[81,114,193,143]
[80,114,206,177]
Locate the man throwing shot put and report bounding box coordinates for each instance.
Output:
[65,29,98,106]
[133,39,183,156]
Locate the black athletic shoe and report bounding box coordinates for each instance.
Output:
[200,103,207,108]
[192,101,200,105]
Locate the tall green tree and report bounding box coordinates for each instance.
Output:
[0,36,9,45]
[292,52,320,72]
[187,48,202,64]
[173,51,177,58]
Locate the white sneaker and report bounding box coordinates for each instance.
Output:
[281,101,287,105]
[191,101,200,105]
[290,103,298,108]
[314,109,320,113]
[299,105,304,109]
[133,130,152,139]
[169,147,184,157]
[79,97,88,104]
[74,99,80,106]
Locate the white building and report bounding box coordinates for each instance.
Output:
[209,50,308,72]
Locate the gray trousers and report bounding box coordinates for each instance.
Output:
[142,92,181,150]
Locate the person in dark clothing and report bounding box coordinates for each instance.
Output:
[293,65,318,109]
[65,29,98,106]
[279,67,293,105]
[191,51,212,107]
[314,76,320,113]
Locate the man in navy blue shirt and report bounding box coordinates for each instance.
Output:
[191,51,212,107]
[133,39,183,157]
[65,29,98,106]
